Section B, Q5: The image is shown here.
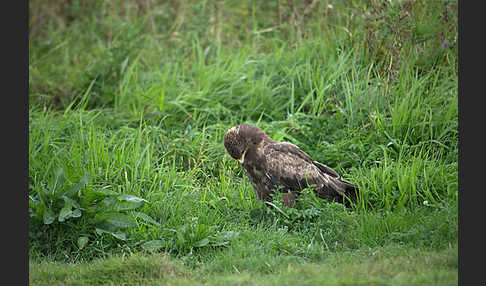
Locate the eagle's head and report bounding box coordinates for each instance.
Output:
[223,123,271,165]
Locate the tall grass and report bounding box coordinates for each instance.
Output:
[29,1,457,280]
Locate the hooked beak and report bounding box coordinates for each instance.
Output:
[237,150,247,165]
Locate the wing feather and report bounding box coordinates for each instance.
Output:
[262,142,359,204]
[263,142,340,177]
[313,161,340,178]
[263,143,340,193]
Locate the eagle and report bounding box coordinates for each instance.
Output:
[223,123,357,207]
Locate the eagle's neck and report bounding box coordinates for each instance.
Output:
[242,136,276,202]
[261,133,276,146]
[246,137,274,167]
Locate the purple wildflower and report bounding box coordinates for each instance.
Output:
[441,40,447,49]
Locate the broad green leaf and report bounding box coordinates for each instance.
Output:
[62,196,81,209]
[64,174,90,197]
[117,194,148,203]
[194,238,210,247]
[58,201,73,222]
[141,240,165,251]
[110,231,126,240]
[217,231,239,239]
[210,240,229,247]
[107,201,143,212]
[100,212,137,228]
[43,209,55,225]
[133,212,161,226]
[101,196,117,207]
[211,231,239,246]
[92,188,118,197]
[77,236,89,249]
[95,228,126,240]
[72,209,82,218]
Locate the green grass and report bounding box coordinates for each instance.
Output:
[30,243,457,286]
[29,0,458,284]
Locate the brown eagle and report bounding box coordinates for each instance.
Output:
[223,123,357,207]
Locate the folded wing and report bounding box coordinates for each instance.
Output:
[263,142,356,203]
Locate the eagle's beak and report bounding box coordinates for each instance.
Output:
[237,150,247,165]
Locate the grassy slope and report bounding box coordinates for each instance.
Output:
[29,0,458,284]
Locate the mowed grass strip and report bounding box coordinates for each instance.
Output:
[30,243,457,286]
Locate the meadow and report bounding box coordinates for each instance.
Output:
[29,1,458,284]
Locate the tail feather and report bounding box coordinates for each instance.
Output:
[315,177,358,207]
[339,179,358,207]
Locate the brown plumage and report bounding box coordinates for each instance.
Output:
[223,123,357,207]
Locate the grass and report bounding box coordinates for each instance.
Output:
[30,243,457,285]
[29,0,458,284]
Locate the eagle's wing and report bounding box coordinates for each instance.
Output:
[263,142,346,196]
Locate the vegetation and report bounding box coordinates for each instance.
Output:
[29,0,458,284]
